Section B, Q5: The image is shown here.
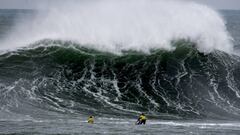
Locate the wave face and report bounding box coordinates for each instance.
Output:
[0,0,233,53]
[1,40,240,119]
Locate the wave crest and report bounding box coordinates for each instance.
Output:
[1,0,233,54]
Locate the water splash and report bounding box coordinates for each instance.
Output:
[1,0,233,54]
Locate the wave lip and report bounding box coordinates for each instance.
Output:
[0,0,233,54]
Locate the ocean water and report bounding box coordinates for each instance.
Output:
[0,6,240,135]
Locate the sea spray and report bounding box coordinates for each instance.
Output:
[0,0,233,53]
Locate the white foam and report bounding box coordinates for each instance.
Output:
[0,0,233,54]
[149,121,240,128]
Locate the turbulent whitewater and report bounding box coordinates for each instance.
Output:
[1,0,233,53]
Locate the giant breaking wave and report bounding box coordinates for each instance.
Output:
[0,40,240,120]
[0,0,240,120]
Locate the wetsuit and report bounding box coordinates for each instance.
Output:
[88,117,94,124]
[137,115,147,125]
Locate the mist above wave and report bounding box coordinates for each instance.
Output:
[1,0,233,54]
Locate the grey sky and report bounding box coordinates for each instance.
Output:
[190,0,240,10]
[0,0,239,10]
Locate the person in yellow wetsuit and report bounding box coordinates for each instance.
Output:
[88,116,94,124]
[136,113,147,125]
